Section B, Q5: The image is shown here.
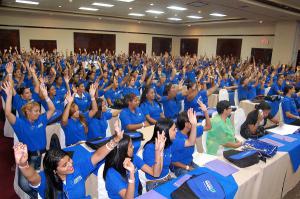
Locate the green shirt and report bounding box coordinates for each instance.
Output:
[206,115,236,155]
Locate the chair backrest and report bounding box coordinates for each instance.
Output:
[278,102,284,123]
[201,119,208,153]
[218,89,229,101]
[97,164,109,199]
[234,89,239,107]
[233,108,246,137]
[264,87,271,96]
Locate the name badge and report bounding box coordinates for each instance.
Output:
[37,123,43,128]
[73,176,83,185]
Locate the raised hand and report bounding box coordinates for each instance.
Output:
[123,158,135,173]
[114,120,124,142]
[64,74,70,84]
[6,62,13,74]
[89,83,97,97]
[1,81,12,96]
[40,84,48,98]
[197,100,207,113]
[155,131,166,152]
[72,85,77,94]
[13,143,29,166]
[65,91,74,104]
[187,108,197,126]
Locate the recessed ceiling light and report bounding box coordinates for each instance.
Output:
[92,2,114,7]
[98,17,102,20]
[117,0,134,2]
[188,24,191,27]
[16,0,39,5]
[167,6,187,11]
[128,13,145,17]
[154,16,158,18]
[150,3,154,6]
[79,7,99,11]
[259,20,263,24]
[129,7,132,10]
[210,13,226,17]
[138,21,141,24]
[58,5,62,8]
[198,10,201,13]
[168,17,182,21]
[187,15,203,19]
[174,14,178,16]
[146,10,164,14]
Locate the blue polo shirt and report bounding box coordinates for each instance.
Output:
[119,107,146,133]
[171,126,203,165]
[160,93,184,120]
[104,88,123,104]
[247,84,257,100]
[42,95,64,112]
[140,100,162,121]
[238,84,248,101]
[87,111,113,140]
[156,84,165,97]
[105,155,145,199]
[54,84,67,98]
[184,90,208,112]
[143,139,184,180]
[282,96,299,124]
[12,113,48,152]
[74,92,91,113]
[62,112,92,146]
[123,86,140,97]
[33,155,95,199]
[268,83,283,96]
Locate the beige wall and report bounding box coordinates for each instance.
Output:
[0,11,178,55]
[1,10,298,64]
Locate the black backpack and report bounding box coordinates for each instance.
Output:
[223,149,264,168]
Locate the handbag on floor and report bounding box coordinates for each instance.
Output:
[171,173,225,199]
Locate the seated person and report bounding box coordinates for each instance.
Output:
[104,77,123,107]
[88,98,120,140]
[206,100,242,155]
[171,102,211,177]
[61,84,98,146]
[143,110,198,191]
[237,76,250,102]
[268,76,284,96]
[282,85,300,126]
[140,86,164,125]
[159,83,186,120]
[240,102,279,139]
[103,133,165,199]
[73,81,91,113]
[119,93,150,133]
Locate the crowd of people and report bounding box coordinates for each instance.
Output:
[1,47,300,199]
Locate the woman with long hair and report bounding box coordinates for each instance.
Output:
[240,101,279,139]
[13,122,123,199]
[61,83,98,146]
[103,133,165,199]
[140,86,164,125]
[143,108,197,191]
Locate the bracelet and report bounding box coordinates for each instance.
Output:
[45,97,51,102]
[91,97,95,101]
[18,162,29,169]
[186,165,190,170]
[128,178,135,184]
[105,142,114,151]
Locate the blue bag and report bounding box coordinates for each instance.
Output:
[243,139,278,158]
[171,173,225,199]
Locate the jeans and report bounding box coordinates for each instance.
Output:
[173,162,199,177]
[18,155,41,199]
